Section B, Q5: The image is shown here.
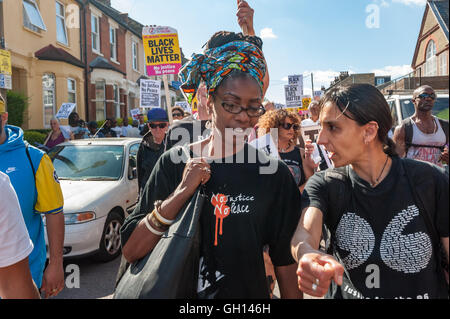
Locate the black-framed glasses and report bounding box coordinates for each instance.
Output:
[281,122,300,131]
[417,93,436,100]
[149,123,168,129]
[172,112,183,117]
[221,102,266,117]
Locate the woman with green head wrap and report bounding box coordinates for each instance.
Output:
[120,32,303,299]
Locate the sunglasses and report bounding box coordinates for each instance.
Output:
[281,123,300,130]
[172,113,183,117]
[417,93,436,100]
[149,123,168,129]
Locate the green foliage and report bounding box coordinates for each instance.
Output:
[6,91,29,127]
[23,130,47,146]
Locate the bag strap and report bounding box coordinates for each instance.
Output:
[403,118,414,155]
[438,118,449,146]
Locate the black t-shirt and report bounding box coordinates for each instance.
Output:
[164,119,210,151]
[121,143,302,299]
[279,146,306,186]
[302,156,449,299]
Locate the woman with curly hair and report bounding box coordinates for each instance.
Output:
[258,109,317,192]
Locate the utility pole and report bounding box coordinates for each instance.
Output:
[311,72,314,98]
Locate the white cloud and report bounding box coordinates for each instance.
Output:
[371,64,413,80]
[392,0,427,6]
[260,28,278,40]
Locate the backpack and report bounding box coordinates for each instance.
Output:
[403,117,449,155]
[323,159,449,298]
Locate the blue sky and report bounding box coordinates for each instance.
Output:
[111,0,427,104]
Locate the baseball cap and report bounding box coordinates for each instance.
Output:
[147,108,169,122]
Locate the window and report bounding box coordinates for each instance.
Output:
[55,1,68,45]
[91,14,100,53]
[439,52,448,76]
[67,78,76,106]
[110,27,117,61]
[43,73,56,128]
[95,81,106,121]
[113,84,120,118]
[132,41,138,71]
[424,40,437,76]
[23,0,46,32]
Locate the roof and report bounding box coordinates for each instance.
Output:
[89,56,126,75]
[89,0,142,38]
[429,0,449,41]
[34,45,84,68]
[411,1,449,68]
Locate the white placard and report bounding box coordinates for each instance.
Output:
[175,101,191,114]
[140,79,161,108]
[130,108,141,120]
[0,74,12,90]
[55,103,77,119]
[284,84,302,108]
[248,133,279,159]
[288,74,303,96]
[300,124,321,143]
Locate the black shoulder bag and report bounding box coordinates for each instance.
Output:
[114,186,207,299]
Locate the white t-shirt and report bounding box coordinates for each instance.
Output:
[0,172,34,268]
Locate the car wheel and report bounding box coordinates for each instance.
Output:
[94,210,124,262]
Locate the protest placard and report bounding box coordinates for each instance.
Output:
[175,101,191,114]
[0,49,12,75]
[300,124,321,143]
[55,103,76,119]
[248,133,279,159]
[284,84,302,108]
[274,103,285,109]
[301,96,312,111]
[142,26,182,77]
[288,74,303,96]
[140,79,161,108]
[314,90,324,100]
[130,108,141,120]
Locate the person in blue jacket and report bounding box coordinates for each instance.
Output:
[0,108,65,298]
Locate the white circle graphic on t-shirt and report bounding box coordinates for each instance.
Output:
[336,212,376,270]
[380,205,432,274]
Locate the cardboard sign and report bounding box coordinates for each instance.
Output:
[284,84,302,108]
[55,103,77,119]
[140,79,161,108]
[248,133,279,159]
[142,26,182,77]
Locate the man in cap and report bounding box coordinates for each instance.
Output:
[137,108,169,194]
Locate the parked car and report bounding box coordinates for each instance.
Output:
[386,92,449,128]
[46,138,141,261]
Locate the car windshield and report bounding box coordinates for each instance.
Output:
[48,145,124,181]
[400,97,449,120]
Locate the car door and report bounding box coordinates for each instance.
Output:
[124,143,140,214]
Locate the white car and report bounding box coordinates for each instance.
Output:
[386,92,449,127]
[46,138,141,261]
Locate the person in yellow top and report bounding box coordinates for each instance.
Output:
[0,106,65,299]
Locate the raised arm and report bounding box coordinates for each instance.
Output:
[291,207,344,297]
